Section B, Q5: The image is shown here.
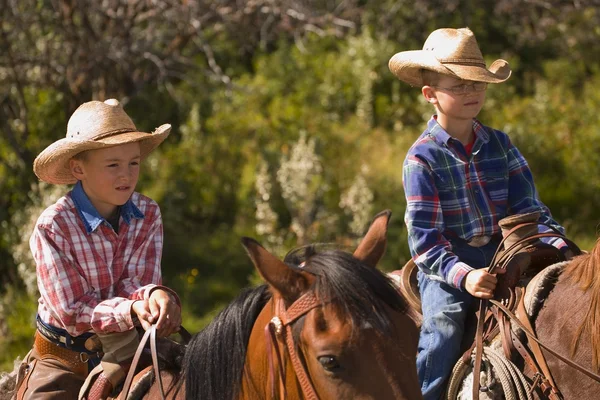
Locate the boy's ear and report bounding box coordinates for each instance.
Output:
[422,86,438,105]
[69,158,84,180]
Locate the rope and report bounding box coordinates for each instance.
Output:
[446,347,533,400]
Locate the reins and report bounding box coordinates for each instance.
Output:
[264,291,325,400]
[118,325,192,400]
[471,223,600,400]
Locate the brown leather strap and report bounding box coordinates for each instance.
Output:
[33,331,91,377]
[472,299,487,400]
[514,292,560,393]
[149,326,165,398]
[491,298,600,383]
[118,326,166,400]
[488,226,580,275]
[266,292,324,400]
[473,222,580,398]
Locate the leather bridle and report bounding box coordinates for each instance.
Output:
[264,291,325,400]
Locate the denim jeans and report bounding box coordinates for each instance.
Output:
[416,237,500,400]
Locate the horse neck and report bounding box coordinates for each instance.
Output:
[240,297,304,400]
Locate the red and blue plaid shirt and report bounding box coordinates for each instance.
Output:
[403,117,566,289]
[30,181,176,337]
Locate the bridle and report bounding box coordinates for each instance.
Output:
[264,291,326,400]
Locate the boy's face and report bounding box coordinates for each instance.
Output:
[70,142,141,219]
[422,75,486,122]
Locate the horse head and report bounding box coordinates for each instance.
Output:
[240,210,422,400]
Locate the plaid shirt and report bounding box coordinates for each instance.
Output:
[31,181,175,337]
[403,117,565,289]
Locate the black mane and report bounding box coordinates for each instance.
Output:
[182,284,271,400]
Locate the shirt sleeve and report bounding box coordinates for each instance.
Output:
[505,140,567,249]
[115,209,163,301]
[31,225,136,336]
[115,209,182,306]
[403,156,473,289]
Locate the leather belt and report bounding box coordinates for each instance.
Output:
[36,315,98,352]
[34,331,100,377]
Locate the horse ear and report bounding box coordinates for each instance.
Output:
[241,237,315,301]
[353,210,391,268]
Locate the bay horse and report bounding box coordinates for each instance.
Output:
[124,210,422,399]
[530,237,600,398]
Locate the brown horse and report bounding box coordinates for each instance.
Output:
[531,237,600,398]
[124,210,422,400]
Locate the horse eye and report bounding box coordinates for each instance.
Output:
[317,355,341,372]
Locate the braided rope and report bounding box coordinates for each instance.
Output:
[446,347,533,400]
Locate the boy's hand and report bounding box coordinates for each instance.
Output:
[131,300,154,331]
[148,289,182,338]
[464,269,506,299]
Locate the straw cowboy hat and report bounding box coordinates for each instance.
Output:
[388,27,512,87]
[34,99,171,184]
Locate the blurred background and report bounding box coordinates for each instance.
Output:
[2,0,600,372]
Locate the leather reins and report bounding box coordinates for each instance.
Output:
[118,325,192,400]
[264,291,325,400]
[471,222,600,399]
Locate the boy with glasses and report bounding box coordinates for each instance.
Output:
[389,28,569,399]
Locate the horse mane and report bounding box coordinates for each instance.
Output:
[182,284,271,400]
[284,245,409,335]
[563,237,600,371]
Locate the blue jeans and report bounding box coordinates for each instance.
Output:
[416,238,499,400]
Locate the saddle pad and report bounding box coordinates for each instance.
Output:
[523,261,569,321]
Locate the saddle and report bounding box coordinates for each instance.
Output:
[393,212,566,320]
[390,213,583,399]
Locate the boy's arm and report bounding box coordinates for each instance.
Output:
[505,141,568,250]
[115,209,181,306]
[403,157,473,289]
[31,226,139,336]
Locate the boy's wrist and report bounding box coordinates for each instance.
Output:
[448,261,474,290]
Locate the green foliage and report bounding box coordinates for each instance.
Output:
[0,286,37,372]
[4,1,600,372]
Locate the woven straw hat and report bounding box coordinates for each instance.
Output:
[33,99,171,184]
[388,28,511,87]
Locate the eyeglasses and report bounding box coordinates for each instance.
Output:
[432,82,488,95]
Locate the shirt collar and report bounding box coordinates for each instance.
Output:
[71,181,144,234]
[427,116,490,147]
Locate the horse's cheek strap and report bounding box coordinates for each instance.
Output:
[265,322,288,399]
[267,293,322,400]
[284,323,319,400]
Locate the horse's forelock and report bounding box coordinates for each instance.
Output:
[297,249,409,336]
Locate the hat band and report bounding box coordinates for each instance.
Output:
[93,128,138,141]
[440,59,486,67]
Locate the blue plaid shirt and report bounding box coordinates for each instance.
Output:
[403,117,565,289]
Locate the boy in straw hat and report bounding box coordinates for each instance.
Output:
[14,99,182,399]
[389,28,570,399]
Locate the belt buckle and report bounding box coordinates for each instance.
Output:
[467,235,491,247]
